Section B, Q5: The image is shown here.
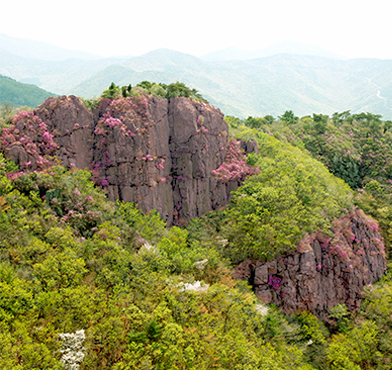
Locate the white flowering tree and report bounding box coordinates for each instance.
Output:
[58,329,86,370]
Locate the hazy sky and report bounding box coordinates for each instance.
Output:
[2,0,391,59]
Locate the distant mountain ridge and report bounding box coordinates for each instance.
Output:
[0,33,102,61]
[200,40,346,61]
[69,51,392,119]
[0,34,391,118]
[0,51,128,95]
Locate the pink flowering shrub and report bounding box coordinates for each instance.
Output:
[211,140,259,183]
[94,95,151,141]
[328,242,355,265]
[196,126,209,134]
[155,158,165,170]
[326,210,385,269]
[268,275,282,292]
[91,95,170,188]
[196,115,204,125]
[11,166,107,237]
[104,116,123,128]
[94,127,106,136]
[99,177,109,187]
[1,110,58,170]
[6,171,26,181]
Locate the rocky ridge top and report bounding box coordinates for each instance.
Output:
[1,95,257,225]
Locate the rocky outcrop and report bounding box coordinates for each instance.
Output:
[1,95,256,225]
[2,95,386,317]
[233,209,387,318]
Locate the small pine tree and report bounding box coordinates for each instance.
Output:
[121,86,127,98]
[100,82,120,100]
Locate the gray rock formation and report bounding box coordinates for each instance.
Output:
[2,95,252,225]
[233,209,387,318]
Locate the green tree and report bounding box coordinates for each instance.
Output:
[137,81,154,90]
[220,128,352,263]
[224,115,244,129]
[245,116,267,129]
[279,110,299,125]
[326,321,380,369]
[264,114,275,125]
[100,82,120,100]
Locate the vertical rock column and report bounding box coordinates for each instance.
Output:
[168,98,230,224]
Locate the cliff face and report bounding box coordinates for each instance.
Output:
[2,95,250,225]
[233,209,387,318]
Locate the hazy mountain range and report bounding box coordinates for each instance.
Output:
[1,34,391,119]
[200,40,345,61]
[0,33,102,61]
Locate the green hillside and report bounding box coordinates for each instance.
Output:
[227,110,392,260]
[0,50,127,95]
[0,74,56,107]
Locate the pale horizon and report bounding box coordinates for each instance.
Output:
[1,0,392,60]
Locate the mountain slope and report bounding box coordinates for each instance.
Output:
[0,74,56,107]
[0,94,391,369]
[0,50,128,95]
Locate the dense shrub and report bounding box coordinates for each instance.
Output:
[220,128,353,263]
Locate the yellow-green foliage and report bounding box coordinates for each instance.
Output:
[356,181,392,259]
[322,269,392,370]
[85,81,208,107]
[326,321,379,370]
[0,160,319,369]
[227,111,392,259]
[222,128,353,262]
